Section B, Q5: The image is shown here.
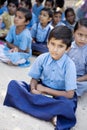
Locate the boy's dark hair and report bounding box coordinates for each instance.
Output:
[45,0,54,7]
[40,7,53,18]
[48,26,72,48]
[65,7,75,18]
[17,7,32,22]
[55,0,64,8]
[7,0,19,7]
[74,18,87,32]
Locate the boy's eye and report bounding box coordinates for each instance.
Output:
[78,33,83,37]
[51,42,55,46]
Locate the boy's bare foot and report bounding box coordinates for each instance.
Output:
[51,116,57,126]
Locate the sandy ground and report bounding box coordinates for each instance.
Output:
[0,55,87,130]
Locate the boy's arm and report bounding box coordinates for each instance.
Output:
[30,78,42,94]
[36,84,75,99]
[77,74,87,81]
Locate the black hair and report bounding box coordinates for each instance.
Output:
[48,26,73,48]
[21,0,32,9]
[74,18,87,32]
[55,0,64,8]
[45,0,54,7]
[65,7,75,18]
[38,0,44,3]
[40,7,53,18]
[7,0,19,7]
[0,0,6,6]
[17,7,32,22]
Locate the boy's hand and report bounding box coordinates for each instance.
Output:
[31,89,41,94]
[36,84,46,94]
[9,47,18,52]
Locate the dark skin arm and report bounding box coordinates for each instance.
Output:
[6,41,29,53]
[30,78,75,98]
[77,74,87,82]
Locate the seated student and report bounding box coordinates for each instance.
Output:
[67,18,87,97]
[44,0,54,10]
[55,0,65,21]
[4,26,77,130]
[32,0,44,22]
[0,0,8,15]
[50,8,65,28]
[0,0,18,38]
[63,8,77,32]
[0,7,32,66]
[19,0,37,30]
[31,7,53,54]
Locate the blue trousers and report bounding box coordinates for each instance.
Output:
[4,80,77,130]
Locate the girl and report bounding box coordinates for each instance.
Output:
[0,7,32,66]
[63,7,76,32]
[31,7,53,54]
[68,18,87,96]
[4,26,77,130]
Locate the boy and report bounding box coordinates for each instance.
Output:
[4,26,77,130]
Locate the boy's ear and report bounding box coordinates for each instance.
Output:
[48,17,52,22]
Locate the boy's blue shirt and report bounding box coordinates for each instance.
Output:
[29,52,77,91]
[31,22,52,42]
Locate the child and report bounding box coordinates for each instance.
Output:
[32,0,44,22]
[68,18,87,96]
[0,0,7,15]
[44,0,54,9]
[51,9,65,28]
[19,0,37,30]
[0,7,32,66]
[31,7,53,54]
[63,8,76,32]
[4,26,77,130]
[0,0,18,38]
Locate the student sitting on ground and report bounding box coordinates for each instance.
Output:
[4,26,77,130]
[0,7,32,66]
[31,7,53,54]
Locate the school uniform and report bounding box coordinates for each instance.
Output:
[32,3,44,22]
[0,25,32,65]
[4,53,77,130]
[31,23,52,53]
[63,20,76,31]
[68,41,87,96]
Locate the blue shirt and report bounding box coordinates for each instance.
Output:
[67,41,87,77]
[29,53,77,91]
[4,25,32,64]
[32,4,44,22]
[31,23,52,42]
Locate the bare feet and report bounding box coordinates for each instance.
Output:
[51,116,57,126]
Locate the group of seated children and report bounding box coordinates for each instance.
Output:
[1,0,87,129]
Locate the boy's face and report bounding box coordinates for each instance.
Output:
[66,11,75,24]
[8,3,17,15]
[74,26,87,47]
[39,10,51,25]
[14,11,28,27]
[45,1,53,9]
[53,13,62,24]
[47,37,67,60]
